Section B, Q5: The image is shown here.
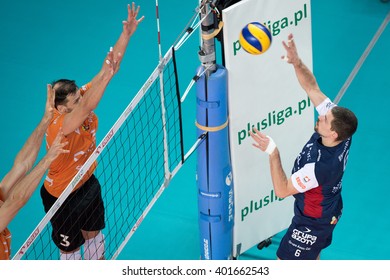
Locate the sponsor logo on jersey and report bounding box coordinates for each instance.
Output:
[330,216,338,225]
[295,176,306,190]
[303,176,310,183]
[291,228,317,245]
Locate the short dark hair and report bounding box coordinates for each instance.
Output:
[331,106,358,141]
[51,79,78,108]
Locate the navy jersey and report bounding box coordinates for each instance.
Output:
[290,99,352,220]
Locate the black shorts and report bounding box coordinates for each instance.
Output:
[276,214,340,260]
[40,174,105,252]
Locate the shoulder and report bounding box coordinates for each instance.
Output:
[344,137,352,147]
[301,133,320,152]
[80,82,92,95]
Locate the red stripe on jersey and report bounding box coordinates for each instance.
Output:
[303,186,324,218]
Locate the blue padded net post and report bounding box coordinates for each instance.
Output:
[196,64,234,260]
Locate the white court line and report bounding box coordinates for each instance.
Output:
[333,10,390,104]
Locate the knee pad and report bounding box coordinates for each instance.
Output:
[60,249,82,260]
[84,232,105,260]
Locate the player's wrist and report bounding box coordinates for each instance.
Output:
[292,58,302,68]
[265,136,277,155]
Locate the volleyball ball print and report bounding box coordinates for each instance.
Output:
[239,22,272,55]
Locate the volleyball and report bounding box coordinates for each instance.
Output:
[239,22,272,55]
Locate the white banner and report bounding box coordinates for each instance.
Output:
[222,0,313,257]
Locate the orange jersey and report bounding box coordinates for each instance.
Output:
[0,193,11,260]
[44,83,98,198]
[0,228,11,260]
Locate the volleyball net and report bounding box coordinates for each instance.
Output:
[12,47,198,260]
[11,0,245,260]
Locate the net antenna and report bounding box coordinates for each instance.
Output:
[155,0,171,185]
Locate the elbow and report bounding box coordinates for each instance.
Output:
[274,189,289,199]
[272,176,294,199]
[13,162,30,177]
[9,192,29,209]
[273,181,291,199]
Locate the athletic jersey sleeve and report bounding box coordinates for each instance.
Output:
[291,162,320,193]
[316,98,336,116]
[0,228,11,260]
[79,82,92,96]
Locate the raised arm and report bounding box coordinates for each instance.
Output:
[112,2,144,73]
[249,128,298,198]
[0,130,69,232]
[89,2,144,85]
[61,49,119,135]
[282,33,327,107]
[61,3,144,135]
[0,84,54,198]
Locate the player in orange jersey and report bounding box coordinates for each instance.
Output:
[40,3,144,260]
[0,85,69,260]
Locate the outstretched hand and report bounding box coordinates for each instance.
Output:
[281,33,300,66]
[43,84,55,122]
[46,129,69,162]
[249,128,277,155]
[123,2,144,37]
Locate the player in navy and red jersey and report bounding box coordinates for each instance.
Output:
[250,33,358,260]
